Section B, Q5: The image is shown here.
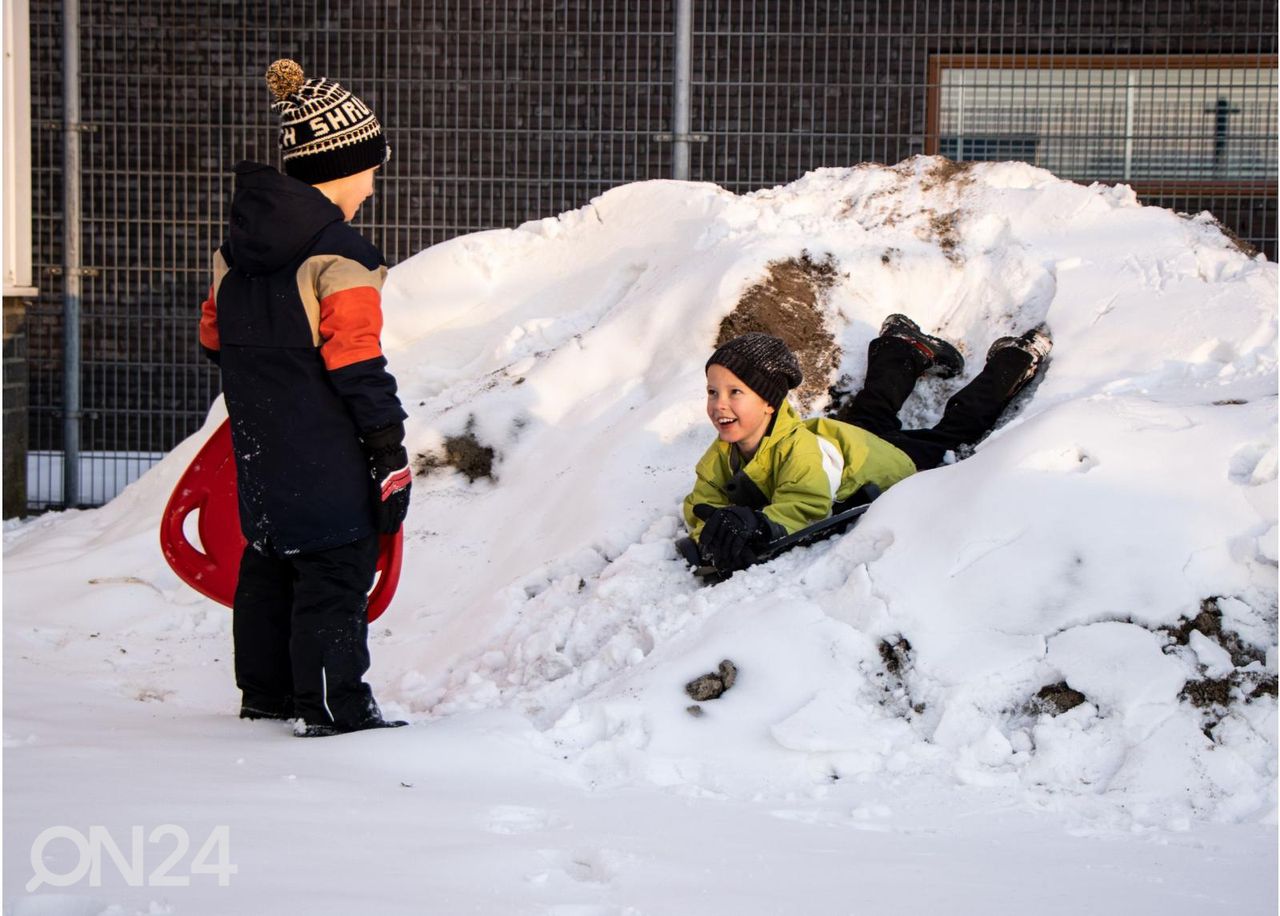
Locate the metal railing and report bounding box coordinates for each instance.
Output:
[23,0,1277,511]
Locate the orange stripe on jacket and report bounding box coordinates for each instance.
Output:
[296,255,388,347]
[198,283,220,351]
[199,249,230,352]
[318,286,384,370]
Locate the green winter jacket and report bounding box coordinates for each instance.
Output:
[682,400,917,542]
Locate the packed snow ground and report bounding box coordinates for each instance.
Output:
[4,158,1277,914]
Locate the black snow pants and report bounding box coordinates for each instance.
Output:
[835,335,1033,471]
[233,534,380,726]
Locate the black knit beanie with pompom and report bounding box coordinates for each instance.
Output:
[264,59,389,184]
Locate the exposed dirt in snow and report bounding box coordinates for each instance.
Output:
[919,157,978,192]
[716,251,841,410]
[926,208,964,261]
[1166,596,1267,667]
[1181,675,1235,709]
[1186,212,1260,257]
[415,416,498,482]
[1030,681,1088,716]
[685,658,738,701]
[878,636,912,675]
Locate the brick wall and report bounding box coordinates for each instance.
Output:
[22,0,1278,504]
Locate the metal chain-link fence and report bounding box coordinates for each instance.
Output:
[24,0,1277,510]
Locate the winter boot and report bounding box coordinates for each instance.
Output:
[294,713,409,738]
[986,324,1053,398]
[876,314,965,379]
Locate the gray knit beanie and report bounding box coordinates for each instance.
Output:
[706,333,803,408]
[265,59,389,184]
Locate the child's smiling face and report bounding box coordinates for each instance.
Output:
[706,363,775,457]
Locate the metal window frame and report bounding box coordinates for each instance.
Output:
[925,53,1280,197]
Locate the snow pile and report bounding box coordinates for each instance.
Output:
[8,157,1277,833]
[375,157,1277,827]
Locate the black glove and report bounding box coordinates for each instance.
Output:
[363,423,412,534]
[694,504,768,572]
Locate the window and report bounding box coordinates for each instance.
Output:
[926,55,1278,191]
[938,135,1038,163]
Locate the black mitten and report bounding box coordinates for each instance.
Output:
[363,423,411,534]
[694,504,768,571]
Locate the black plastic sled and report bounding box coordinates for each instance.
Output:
[677,485,881,582]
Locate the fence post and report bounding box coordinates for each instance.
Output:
[672,0,692,180]
[61,0,82,508]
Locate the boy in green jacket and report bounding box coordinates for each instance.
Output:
[683,317,1051,572]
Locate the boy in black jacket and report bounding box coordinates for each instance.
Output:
[199,60,410,737]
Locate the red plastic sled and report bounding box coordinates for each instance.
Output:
[160,419,402,622]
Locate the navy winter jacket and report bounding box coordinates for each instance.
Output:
[199,161,407,554]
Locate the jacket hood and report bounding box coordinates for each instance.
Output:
[226,161,345,274]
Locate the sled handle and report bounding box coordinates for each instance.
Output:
[367,532,401,622]
[160,482,225,603]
